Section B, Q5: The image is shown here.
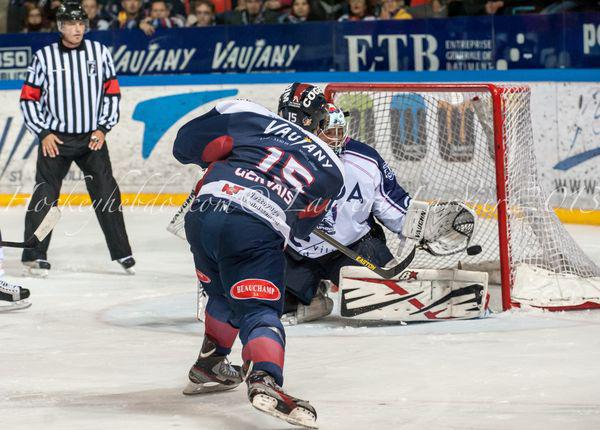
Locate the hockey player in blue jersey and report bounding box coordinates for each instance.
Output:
[283,103,411,324]
[172,83,344,429]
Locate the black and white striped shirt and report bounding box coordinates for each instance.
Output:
[20,39,120,139]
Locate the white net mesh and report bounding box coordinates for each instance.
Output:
[328,84,600,309]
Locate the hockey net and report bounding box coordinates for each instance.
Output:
[324,83,600,311]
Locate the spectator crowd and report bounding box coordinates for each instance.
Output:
[6,0,599,34]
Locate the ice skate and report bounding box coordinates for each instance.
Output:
[282,282,333,326]
[22,259,50,278]
[117,256,136,275]
[0,279,31,312]
[183,336,242,395]
[247,370,318,429]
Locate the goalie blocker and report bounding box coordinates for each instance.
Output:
[339,266,488,321]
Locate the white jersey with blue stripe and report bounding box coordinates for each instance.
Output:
[289,138,411,258]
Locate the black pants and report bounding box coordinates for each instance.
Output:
[22,134,132,262]
[285,231,394,306]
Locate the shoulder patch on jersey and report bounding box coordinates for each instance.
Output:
[230,279,281,301]
[381,161,396,180]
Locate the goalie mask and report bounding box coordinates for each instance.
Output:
[318,103,349,155]
[278,82,328,133]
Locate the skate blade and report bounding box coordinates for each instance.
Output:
[122,267,136,275]
[252,394,318,429]
[0,301,32,313]
[22,267,48,278]
[182,380,240,395]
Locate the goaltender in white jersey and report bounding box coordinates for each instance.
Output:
[283,103,488,324]
[283,103,412,322]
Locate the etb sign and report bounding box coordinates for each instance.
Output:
[0,47,31,69]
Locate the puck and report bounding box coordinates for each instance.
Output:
[467,245,482,256]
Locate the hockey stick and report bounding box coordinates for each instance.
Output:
[166,170,206,241]
[173,191,412,278]
[170,196,414,278]
[314,228,481,280]
[166,188,195,240]
[313,229,417,279]
[0,207,61,248]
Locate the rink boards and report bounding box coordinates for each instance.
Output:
[0,71,598,224]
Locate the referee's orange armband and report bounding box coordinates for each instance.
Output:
[20,84,41,101]
[103,79,120,96]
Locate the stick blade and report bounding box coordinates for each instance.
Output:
[166,189,195,241]
[380,245,417,279]
[33,207,61,242]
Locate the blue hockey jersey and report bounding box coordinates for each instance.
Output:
[173,100,345,242]
[289,138,412,258]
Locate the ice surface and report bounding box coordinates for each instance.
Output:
[1,206,600,430]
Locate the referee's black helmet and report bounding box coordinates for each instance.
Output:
[56,1,89,23]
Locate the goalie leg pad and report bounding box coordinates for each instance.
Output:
[339,266,488,321]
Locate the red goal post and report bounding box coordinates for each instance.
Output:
[324,83,600,311]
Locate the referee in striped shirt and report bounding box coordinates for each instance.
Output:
[19,2,135,276]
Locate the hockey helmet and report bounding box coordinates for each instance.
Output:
[278,82,328,133]
[56,1,89,28]
[319,103,349,154]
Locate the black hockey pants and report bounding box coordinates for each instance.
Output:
[22,133,132,262]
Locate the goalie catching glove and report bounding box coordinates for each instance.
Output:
[401,200,477,256]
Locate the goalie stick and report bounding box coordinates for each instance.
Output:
[313,229,482,281]
[313,229,418,279]
[0,207,61,248]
